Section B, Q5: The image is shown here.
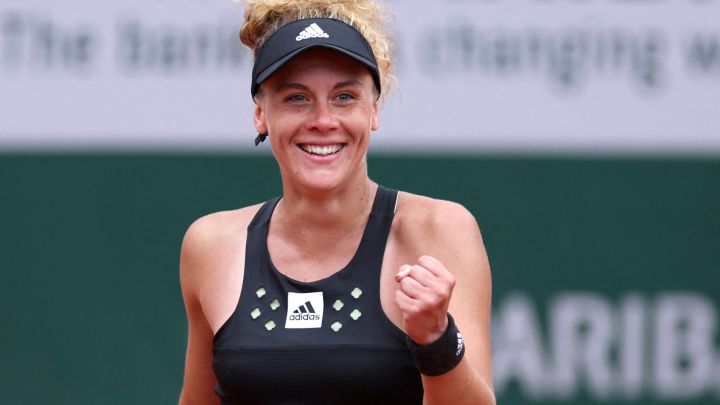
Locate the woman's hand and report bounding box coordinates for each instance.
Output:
[394,255,456,345]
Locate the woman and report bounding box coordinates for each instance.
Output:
[178,1,494,404]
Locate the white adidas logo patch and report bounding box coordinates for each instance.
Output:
[296,23,330,41]
[285,291,324,328]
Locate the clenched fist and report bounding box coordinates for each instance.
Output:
[394,255,456,345]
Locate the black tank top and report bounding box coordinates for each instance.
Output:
[212,186,423,405]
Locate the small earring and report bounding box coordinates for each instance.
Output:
[254,133,268,146]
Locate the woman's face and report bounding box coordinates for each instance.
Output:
[254,47,379,193]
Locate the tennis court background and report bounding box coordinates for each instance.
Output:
[1,1,719,404]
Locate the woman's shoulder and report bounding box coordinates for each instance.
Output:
[179,203,265,283]
[183,203,265,247]
[389,191,489,287]
[390,191,483,262]
[394,191,479,234]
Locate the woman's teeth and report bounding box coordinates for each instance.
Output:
[300,144,343,156]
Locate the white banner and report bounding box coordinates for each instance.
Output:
[1,0,719,153]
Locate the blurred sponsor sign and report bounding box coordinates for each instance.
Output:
[492,292,720,402]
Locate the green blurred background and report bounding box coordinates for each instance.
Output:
[1,153,718,404]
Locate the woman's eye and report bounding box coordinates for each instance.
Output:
[287,94,307,102]
[336,93,355,102]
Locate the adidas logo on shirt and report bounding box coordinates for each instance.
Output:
[289,301,320,321]
[285,291,324,328]
[296,23,330,41]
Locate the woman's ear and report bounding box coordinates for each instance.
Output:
[371,99,380,131]
[254,101,267,134]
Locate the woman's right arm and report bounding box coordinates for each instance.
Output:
[178,220,221,405]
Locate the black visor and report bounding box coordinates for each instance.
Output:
[250,18,381,97]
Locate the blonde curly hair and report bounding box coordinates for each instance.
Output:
[239,0,395,95]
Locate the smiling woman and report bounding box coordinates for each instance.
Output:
[256,47,378,193]
[177,1,496,404]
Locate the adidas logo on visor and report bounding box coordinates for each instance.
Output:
[296,23,330,41]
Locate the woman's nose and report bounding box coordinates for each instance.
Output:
[306,100,339,133]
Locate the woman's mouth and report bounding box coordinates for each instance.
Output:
[298,144,345,156]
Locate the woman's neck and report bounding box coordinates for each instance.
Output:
[274,178,377,238]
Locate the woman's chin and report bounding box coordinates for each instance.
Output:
[292,169,355,193]
[299,177,343,192]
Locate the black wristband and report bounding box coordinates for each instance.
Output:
[406,313,465,376]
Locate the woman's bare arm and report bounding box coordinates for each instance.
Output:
[395,200,495,405]
[178,219,221,405]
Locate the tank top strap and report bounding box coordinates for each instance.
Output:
[241,197,281,294]
[248,196,281,229]
[349,186,398,281]
[371,185,399,216]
